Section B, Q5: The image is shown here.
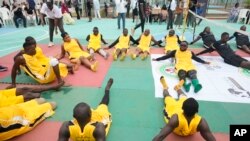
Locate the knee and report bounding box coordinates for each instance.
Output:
[188,70,197,79]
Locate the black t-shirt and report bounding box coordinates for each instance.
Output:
[199,32,216,46]
[233,32,250,46]
[138,0,146,15]
[212,41,236,60]
[189,0,197,12]
[13,6,23,17]
[24,7,33,15]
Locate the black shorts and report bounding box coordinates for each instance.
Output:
[224,55,247,67]
[237,42,250,49]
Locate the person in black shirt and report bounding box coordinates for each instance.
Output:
[153,41,210,93]
[229,25,250,55]
[199,32,250,70]
[24,3,35,25]
[187,0,197,29]
[131,0,146,35]
[12,2,27,28]
[190,26,216,55]
[106,28,138,61]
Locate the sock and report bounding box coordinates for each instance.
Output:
[174,79,184,91]
[91,61,98,72]
[191,79,202,93]
[160,76,168,89]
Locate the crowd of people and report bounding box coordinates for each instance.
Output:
[0,0,250,141]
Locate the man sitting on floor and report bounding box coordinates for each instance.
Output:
[197,32,250,70]
[8,40,73,88]
[107,28,138,61]
[0,98,56,140]
[1,81,63,108]
[58,32,98,72]
[153,76,216,141]
[153,41,210,93]
[229,25,250,55]
[58,78,113,141]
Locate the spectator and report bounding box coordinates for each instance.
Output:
[93,0,101,19]
[26,0,38,24]
[167,0,176,30]
[227,2,240,23]
[73,0,81,19]
[12,2,27,28]
[24,3,36,26]
[86,0,93,22]
[1,0,10,10]
[174,0,183,29]
[116,0,127,29]
[104,2,108,17]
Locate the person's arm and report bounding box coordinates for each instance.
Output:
[58,121,71,141]
[108,37,119,48]
[190,34,202,45]
[191,52,209,64]
[86,35,90,41]
[153,50,176,61]
[93,123,106,141]
[57,45,66,60]
[130,35,139,45]
[13,50,25,61]
[152,114,179,141]
[198,118,216,141]
[151,36,163,47]
[7,56,25,89]
[101,34,108,44]
[229,32,236,41]
[176,35,181,44]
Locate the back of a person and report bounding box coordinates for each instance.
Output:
[173,112,201,136]
[69,119,96,141]
[166,35,179,51]
[201,32,216,46]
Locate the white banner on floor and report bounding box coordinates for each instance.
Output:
[151,54,250,104]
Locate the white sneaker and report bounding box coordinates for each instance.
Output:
[48,42,54,47]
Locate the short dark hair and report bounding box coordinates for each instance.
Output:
[221,32,229,38]
[182,98,199,117]
[61,32,68,38]
[181,40,188,45]
[23,42,32,49]
[73,102,91,121]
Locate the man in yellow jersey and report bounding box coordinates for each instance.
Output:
[106,28,138,61]
[58,32,98,72]
[153,41,210,93]
[58,78,113,141]
[1,81,64,108]
[0,98,56,140]
[8,40,73,88]
[153,76,216,141]
[130,29,160,60]
[86,27,109,60]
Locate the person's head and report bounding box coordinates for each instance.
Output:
[61,32,71,42]
[25,36,37,45]
[203,26,210,33]
[73,102,92,124]
[123,28,128,36]
[93,27,99,35]
[162,4,167,10]
[221,32,229,43]
[182,98,199,117]
[23,42,36,56]
[240,25,246,31]
[143,29,150,36]
[46,0,53,10]
[168,29,175,36]
[235,2,239,8]
[180,41,188,51]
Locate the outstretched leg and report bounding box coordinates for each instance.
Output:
[100,78,114,106]
[188,70,202,93]
[120,48,127,61]
[160,76,170,98]
[178,70,191,92]
[240,61,250,70]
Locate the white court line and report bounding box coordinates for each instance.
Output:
[0,30,49,52]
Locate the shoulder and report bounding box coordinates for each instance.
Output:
[93,122,106,139]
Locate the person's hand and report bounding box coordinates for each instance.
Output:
[152,58,157,61]
[205,61,210,65]
[6,84,16,89]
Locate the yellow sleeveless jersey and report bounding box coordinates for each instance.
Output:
[69,119,96,141]
[0,88,24,108]
[63,39,90,59]
[175,49,196,72]
[0,100,54,140]
[35,46,49,65]
[116,35,130,49]
[21,54,68,84]
[138,34,152,52]
[88,34,101,51]
[165,35,179,52]
[173,112,201,136]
